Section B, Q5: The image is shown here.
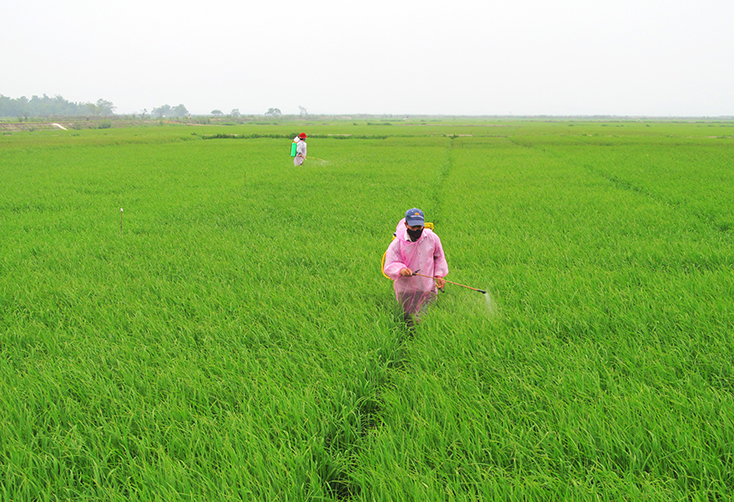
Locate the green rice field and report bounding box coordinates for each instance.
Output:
[1,119,733,500]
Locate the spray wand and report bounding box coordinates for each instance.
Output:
[412,272,487,295]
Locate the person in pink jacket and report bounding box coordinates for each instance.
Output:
[383,208,449,325]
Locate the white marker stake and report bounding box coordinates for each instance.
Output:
[120,208,123,232]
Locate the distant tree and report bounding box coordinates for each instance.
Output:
[0,95,11,117]
[141,108,148,120]
[265,107,281,117]
[152,105,173,118]
[211,110,224,117]
[299,105,308,117]
[231,109,241,118]
[173,104,189,118]
[96,99,116,116]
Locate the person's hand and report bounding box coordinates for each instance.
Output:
[436,277,446,289]
[399,268,413,277]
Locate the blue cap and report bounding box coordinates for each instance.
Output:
[405,208,425,226]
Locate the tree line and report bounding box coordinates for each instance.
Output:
[0,94,115,119]
[1,94,299,120]
[0,95,191,120]
[150,104,189,119]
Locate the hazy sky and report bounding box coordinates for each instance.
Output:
[3,0,733,116]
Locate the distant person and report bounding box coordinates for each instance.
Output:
[293,133,307,166]
[383,208,448,326]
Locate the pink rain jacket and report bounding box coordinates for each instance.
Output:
[383,219,449,314]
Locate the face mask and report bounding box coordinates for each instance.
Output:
[407,227,423,241]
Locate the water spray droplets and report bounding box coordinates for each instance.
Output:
[484,289,498,315]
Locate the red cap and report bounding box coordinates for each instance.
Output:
[298,133,307,139]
